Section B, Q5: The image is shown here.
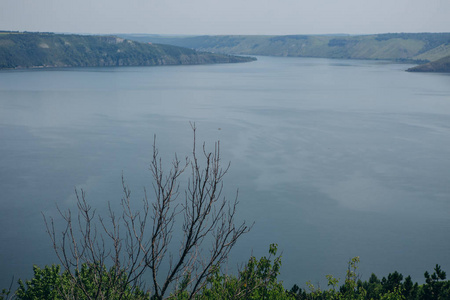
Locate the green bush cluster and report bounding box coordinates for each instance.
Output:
[1,264,149,300]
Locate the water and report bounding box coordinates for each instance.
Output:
[1,56,450,289]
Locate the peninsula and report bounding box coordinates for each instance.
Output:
[0,31,255,70]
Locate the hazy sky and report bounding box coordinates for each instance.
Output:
[1,0,449,35]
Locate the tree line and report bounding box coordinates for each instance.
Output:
[2,250,450,299]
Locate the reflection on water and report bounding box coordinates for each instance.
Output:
[1,57,450,288]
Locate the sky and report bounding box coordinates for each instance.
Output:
[1,0,449,35]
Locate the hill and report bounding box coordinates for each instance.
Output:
[407,55,450,72]
[120,33,450,63]
[0,32,255,70]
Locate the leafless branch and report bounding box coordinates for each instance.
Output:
[44,125,250,299]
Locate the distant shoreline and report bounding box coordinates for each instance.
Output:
[118,32,450,72]
[0,32,256,70]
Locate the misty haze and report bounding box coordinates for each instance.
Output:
[1,0,450,299]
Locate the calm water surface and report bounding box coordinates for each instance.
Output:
[1,56,450,288]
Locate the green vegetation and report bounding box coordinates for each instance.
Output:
[11,264,149,300]
[120,32,450,71]
[3,253,450,299]
[0,32,255,70]
[407,55,450,73]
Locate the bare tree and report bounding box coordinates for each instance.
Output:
[44,124,251,300]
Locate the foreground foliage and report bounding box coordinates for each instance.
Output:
[288,261,450,300]
[10,264,148,300]
[3,248,450,300]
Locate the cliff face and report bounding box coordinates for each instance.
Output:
[0,32,255,70]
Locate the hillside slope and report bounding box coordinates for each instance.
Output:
[407,55,450,72]
[0,32,255,70]
[120,33,450,63]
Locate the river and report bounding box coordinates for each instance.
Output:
[1,56,450,289]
